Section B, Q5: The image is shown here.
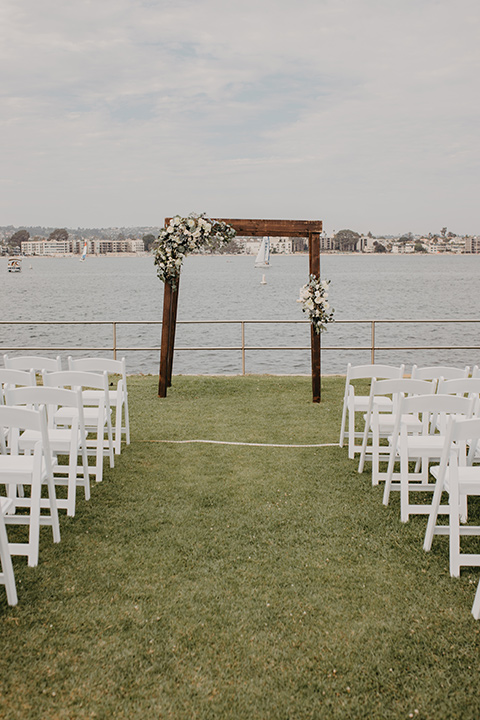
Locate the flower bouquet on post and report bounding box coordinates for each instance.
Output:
[297,275,334,334]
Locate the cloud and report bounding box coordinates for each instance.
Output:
[0,0,479,233]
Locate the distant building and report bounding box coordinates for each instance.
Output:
[320,235,339,251]
[21,238,144,255]
[465,237,480,253]
[270,237,292,254]
[21,239,74,255]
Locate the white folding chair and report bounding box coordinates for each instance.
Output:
[0,497,18,605]
[358,378,435,485]
[411,365,470,382]
[423,416,480,576]
[0,405,60,567]
[339,364,405,459]
[3,355,62,383]
[67,356,130,454]
[43,370,114,483]
[383,394,474,523]
[6,386,90,517]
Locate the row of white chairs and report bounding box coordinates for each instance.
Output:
[0,355,131,606]
[339,363,480,621]
[3,354,130,455]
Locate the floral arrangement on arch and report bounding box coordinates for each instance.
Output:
[297,275,334,334]
[154,213,236,289]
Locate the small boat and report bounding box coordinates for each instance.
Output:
[79,241,87,261]
[255,237,270,268]
[7,258,22,273]
[260,274,267,285]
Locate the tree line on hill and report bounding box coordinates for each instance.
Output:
[3,225,462,255]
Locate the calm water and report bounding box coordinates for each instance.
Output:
[1,254,479,375]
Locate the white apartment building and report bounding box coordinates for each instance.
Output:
[270,237,292,254]
[465,237,480,253]
[21,239,75,255]
[21,238,144,255]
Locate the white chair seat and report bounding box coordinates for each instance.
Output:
[355,396,393,412]
[0,454,51,478]
[398,435,446,454]
[430,464,480,485]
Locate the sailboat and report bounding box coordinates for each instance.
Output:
[255,237,270,268]
[79,241,87,262]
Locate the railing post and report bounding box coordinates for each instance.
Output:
[241,321,246,375]
[371,321,375,364]
[113,322,117,360]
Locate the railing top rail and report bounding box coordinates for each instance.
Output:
[2,318,480,326]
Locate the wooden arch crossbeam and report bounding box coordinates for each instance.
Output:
[158,218,323,402]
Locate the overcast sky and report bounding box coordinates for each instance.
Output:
[1,0,479,235]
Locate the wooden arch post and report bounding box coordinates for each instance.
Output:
[158,218,323,401]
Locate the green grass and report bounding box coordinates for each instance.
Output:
[1,375,480,720]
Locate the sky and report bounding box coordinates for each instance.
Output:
[1,0,479,236]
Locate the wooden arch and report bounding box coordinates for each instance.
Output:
[158,218,323,402]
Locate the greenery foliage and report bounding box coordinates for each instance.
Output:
[333,229,360,252]
[153,214,236,289]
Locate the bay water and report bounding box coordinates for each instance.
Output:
[1,253,479,375]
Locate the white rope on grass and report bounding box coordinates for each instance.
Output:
[144,439,338,448]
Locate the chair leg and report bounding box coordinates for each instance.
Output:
[357,418,370,474]
[348,404,356,459]
[28,474,42,567]
[472,579,480,620]
[449,483,461,578]
[0,513,17,606]
[114,401,122,454]
[339,395,348,447]
[423,476,445,551]
[400,458,410,523]
[124,395,130,445]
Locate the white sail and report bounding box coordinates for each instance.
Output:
[80,242,87,261]
[255,237,270,268]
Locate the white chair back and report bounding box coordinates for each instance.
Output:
[411,365,470,382]
[3,354,62,379]
[0,369,36,405]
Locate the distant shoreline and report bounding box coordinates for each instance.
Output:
[2,251,471,259]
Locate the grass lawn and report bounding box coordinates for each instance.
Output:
[1,374,480,720]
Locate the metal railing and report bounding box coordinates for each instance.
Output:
[2,318,480,374]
